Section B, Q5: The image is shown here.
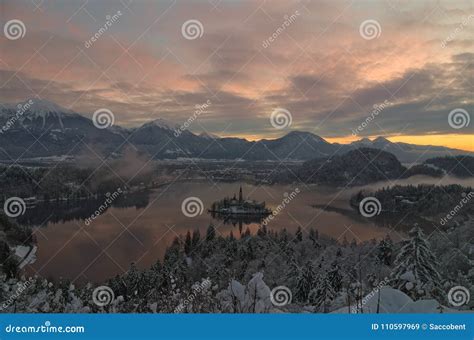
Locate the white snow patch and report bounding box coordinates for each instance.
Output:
[332,287,458,313]
[15,245,37,268]
[14,245,30,259]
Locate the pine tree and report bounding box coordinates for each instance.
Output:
[257,224,267,237]
[163,239,187,285]
[377,235,393,266]
[308,228,320,248]
[309,273,336,313]
[191,229,201,248]
[294,261,316,302]
[206,224,216,242]
[242,228,251,238]
[327,261,343,293]
[279,228,289,244]
[392,226,442,297]
[184,231,192,255]
[243,272,271,313]
[294,227,303,242]
[124,262,141,297]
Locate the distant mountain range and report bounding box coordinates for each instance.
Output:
[0,99,471,163]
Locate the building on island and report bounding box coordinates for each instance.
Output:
[209,186,271,216]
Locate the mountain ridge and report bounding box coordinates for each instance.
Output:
[0,98,471,163]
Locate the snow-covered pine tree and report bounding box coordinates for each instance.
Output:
[279,228,289,244]
[206,224,216,242]
[243,272,271,313]
[392,225,442,298]
[191,229,201,248]
[163,239,188,287]
[308,228,320,247]
[327,261,343,293]
[294,261,316,302]
[124,262,141,297]
[377,235,393,266]
[309,272,336,313]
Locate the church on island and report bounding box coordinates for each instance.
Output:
[209,186,271,216]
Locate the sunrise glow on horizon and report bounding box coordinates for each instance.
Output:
[0,0,472,152]
[219,133,473,153]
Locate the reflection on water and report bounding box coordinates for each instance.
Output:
[27,176,473,284]
[209,211,269,234]
[18,191,151,226]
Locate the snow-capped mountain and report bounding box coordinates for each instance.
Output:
[199,132,220,140]
[1,98,74,116]
[0,98,125,160]
[141,118,180,131]
[0,99,78,130]
[0,99,471,163]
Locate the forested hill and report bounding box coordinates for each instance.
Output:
[272,149,474,186]
[423,155,474,178]
[351,184,474,227]
[275,148,405,186]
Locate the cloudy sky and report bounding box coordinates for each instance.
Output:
[1,0,473,150]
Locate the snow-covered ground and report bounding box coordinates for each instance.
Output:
[332,287,460,313]
[14,245,37,269]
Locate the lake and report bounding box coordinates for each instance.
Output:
[25,176,474,284]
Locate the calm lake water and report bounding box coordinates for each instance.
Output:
[26,176,474,283]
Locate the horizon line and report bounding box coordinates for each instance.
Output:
[2,97,473,153]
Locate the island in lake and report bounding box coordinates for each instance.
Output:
[209,186,272,216]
